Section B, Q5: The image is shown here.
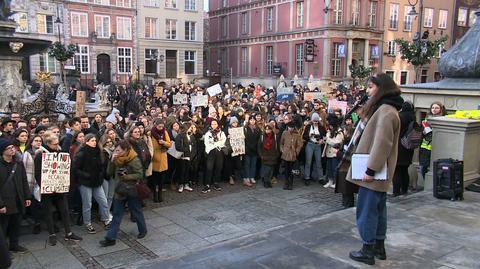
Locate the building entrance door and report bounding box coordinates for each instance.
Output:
[166,50,177,78]
[97,54,111,84]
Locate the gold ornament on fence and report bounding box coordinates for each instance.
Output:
[36,71,52,83]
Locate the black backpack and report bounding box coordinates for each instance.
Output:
[400,121,424,149]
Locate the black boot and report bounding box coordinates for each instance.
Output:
[349,244,375,265]
[153,189,159,203]
[304,178,310,186]
[342,194,355,208]
[374,240,386,260]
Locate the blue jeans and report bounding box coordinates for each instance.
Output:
[356,186,387,245]
[304,142,323,180]
[79,185,110,225]
[260,164,274,182]
[106,197,147,241]
[243,155,257,179]
[102,179,116,211]
[326,157,339,180]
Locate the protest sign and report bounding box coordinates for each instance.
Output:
[229,127,245,157]
[276,87,294,102]
[304,92,323,102]
[173,94,188,105]
[167,141,184,159]
[207,84,223,96]
[40,152,71,194]
[192,94,208,107]
[328,100,348,115]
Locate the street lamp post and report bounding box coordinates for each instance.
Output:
[55,4,67,86]
[408,0,426,83]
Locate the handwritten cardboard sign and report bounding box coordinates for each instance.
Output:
[40,152,71,194]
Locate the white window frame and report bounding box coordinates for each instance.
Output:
[266,46,273,75]
[39,53,57,73]
[222,0,227,8]
[71,12,88,37]
[241,47,248,75]
[221,16,227,37]
[424,8,433,28]
[296,1,304,27]
[438,10,448,29]
[117,17,132,40]
[241,12,247,34]
[404,5,413,31]
[144,17,158,39]
[74,45,89,74]
[351,0,360,26]
[295,44,304,76]
[458,7,468,26]
[400,71,409,85]
[94,0,109,5]
[165,0,177,8]
[469,10,477,27]
[116,0,131,8]
[266,7,273,31]
[94,15,110,38]
[185,21,196,41]
[144,0,159,7]
[37,14,54,34]
[12,12,28,32]
[166,19,177,39]
[332,43,341,77]
[334,0,343,25]
[368,1,377,27]
[389,3,399,30]
[118,47,132,74]
[184,51,196,75]
[145,49,158,74]
[185,0,196,11]
[387,40,397,56]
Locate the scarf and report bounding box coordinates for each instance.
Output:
[263,133,274,151]
[151,127,165,141]
[211,127,220,140]
[114,149,138,167]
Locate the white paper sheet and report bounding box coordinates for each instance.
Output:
[351,154,387,181]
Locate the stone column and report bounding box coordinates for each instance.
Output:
[424,116,480,190]
[346,38,353,77]
[75,90,86,117]
[364,39,370,66]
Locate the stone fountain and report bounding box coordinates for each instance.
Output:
[0,2,51,113]
[401,9,480,190]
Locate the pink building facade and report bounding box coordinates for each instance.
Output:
[207,0,386,86]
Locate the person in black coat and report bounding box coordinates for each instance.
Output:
[174,122,198,192]
[0,229,11,269]
[0,139,31,254]
[73,133,111,234]
[393,101,416,196]
[243,116,261,184]
[257,123,280,188]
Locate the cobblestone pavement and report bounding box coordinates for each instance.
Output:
[133,190,480,269]
[11,178,345,269]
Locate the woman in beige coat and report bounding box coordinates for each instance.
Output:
[280,122,303,190]
[347,74,403,266]
[150,118,172,202]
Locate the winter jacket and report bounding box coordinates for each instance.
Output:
[302,124,327,143]
[280,129,303,162]
[323,128,344,158]
[151,130,172,173]
[73,145,105,188]
[22,149,36,192]
[130,138,152,174]
[346,95,403,193]
[0,157,30,215]
[175,132,198,161]
[257,133,280,166]
[396,109,416,166]
[244,126,261,156]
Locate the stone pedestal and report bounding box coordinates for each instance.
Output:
[424,116,480,190]
[75,91,86,117]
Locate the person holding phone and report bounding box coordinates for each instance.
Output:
[347,74,403,265]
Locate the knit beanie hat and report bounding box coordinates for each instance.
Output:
[311,113,320,122]
[105,114,117,125]
[229,116,239,126]
[0,139,14,154]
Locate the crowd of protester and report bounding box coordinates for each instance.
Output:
[0,78,445,266]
